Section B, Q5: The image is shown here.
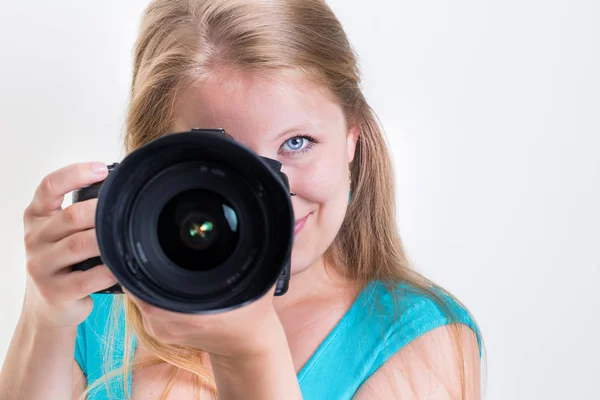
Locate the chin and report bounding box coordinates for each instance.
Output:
[290,262,313,277]
[289,254,312,277]
[289,241,318,277]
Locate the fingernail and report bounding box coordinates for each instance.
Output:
[91,162,107,174]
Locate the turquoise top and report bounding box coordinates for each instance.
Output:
[75,280,481,399]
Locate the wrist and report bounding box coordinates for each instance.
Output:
[19,310,79,341]
[210,307,284,365]
[208,312,302,400]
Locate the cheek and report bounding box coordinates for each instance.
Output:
[289,156,349,272]
[295,157,344,202]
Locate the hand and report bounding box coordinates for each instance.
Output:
[21,162,118,329]
[128,285,303,399]
[126,283,283,360]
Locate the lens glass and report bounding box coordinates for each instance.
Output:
[157,189,239,271]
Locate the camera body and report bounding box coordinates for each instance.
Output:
[71,162,122,294]
[71,128,294,314]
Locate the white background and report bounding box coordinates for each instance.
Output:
[0,1,598,398]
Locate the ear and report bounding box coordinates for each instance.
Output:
[346,123,360,163]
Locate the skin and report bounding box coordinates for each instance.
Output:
[2,66,478,400]
[121,67,362,398]
[132,67,481,399]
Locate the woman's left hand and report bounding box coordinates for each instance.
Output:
[127,284,303,399]
[125,283,282,359]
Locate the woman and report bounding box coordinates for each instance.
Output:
[0,0,483,399]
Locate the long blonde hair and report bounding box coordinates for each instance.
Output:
[82,0,483,398]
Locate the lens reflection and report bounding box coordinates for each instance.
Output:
[158,189,239,271]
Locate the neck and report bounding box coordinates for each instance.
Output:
[272,257,355,313]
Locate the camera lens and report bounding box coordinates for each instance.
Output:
[91,131,294,313]
[157,188,239,271]
[180,213,215,250]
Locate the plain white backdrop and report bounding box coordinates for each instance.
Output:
[0,1,598,398]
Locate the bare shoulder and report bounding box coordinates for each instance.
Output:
[353,324,481,399]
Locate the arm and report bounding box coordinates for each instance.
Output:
[352,324,481,400]
[0,313,84,400]
[0,162,116,400]
[208,311,302,400]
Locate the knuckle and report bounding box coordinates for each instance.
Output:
[65,204,83,226]
[136,301,152,315]
[23,229,38,249]
[165,324,184,340]
[78,297,94,315]
[39,174,56,198]
[37,284,56,304]
[23,205,33,223]
[137,301,160,318]
[26,255,43,277]
[146,325,161,340]
[74,277,93,296]
[67,233,88,254]
[150,326,170,342]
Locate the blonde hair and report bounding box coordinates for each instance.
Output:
[82,0,484,398]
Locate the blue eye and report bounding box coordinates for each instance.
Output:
[284,137,306,151]
[280,134,317,155]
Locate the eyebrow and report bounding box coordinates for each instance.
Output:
[273,125,310,143]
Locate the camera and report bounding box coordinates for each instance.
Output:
[71,128,294,314]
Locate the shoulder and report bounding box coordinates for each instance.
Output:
[363,280,481,353]
[353,323,481,399]
[351,280,482,399]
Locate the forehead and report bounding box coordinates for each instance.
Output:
[171,68,346,139]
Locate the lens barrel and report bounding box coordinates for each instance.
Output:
[71,129,294,314]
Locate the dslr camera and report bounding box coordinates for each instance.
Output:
[71,128,294,314]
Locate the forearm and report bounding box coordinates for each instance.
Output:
[209,314,302,400]
[0,313,78,400]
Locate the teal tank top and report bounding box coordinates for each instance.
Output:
[75,280,481,399]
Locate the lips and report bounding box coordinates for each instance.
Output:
[294,212,312,235]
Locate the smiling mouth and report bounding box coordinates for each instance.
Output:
[294,212,312,235]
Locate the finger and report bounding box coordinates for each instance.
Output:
[55,264,118,301]
[27,229,101,279]
[26,162,108,218]
[38,199,98,243]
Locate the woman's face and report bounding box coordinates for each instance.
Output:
[171,68,358,277]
